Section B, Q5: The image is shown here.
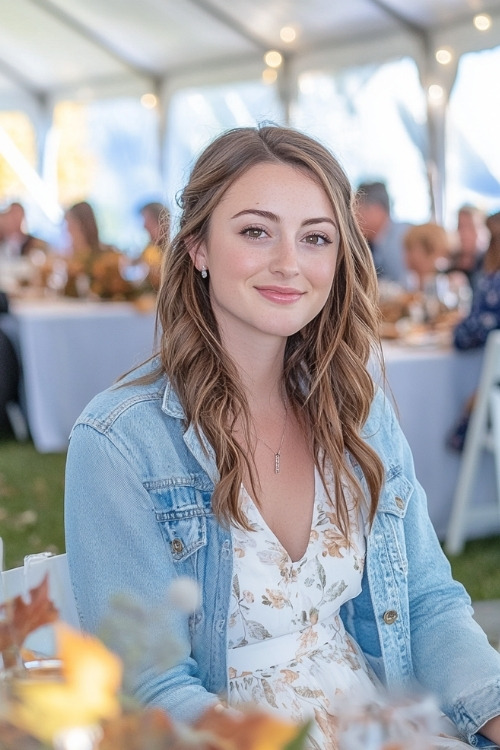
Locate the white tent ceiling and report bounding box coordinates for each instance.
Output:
[1,0,499,112]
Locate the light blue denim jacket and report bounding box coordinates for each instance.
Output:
[64,358,500,746]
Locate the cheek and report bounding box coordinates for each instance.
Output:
[310,254,338,289]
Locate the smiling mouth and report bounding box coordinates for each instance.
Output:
[255,286,304,303]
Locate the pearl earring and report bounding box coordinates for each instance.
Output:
[201,266,208,279]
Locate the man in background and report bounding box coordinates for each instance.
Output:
[0,202,47,258]
[355,181,411,285]
[447,204,487,291]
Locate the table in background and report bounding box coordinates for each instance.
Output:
[4,297,157,453]
[382,341,500,541]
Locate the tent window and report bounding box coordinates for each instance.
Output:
[293,57,430,224]
[165,80,283,217]
[53,98,163,253]
[447,45,500,222]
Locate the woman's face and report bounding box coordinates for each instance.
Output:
[192,162,339,349]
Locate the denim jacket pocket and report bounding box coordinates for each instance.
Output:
[149,478,213,562]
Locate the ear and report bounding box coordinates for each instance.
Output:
[187,237,208,272]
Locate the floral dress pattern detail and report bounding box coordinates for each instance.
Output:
[227,467,380,750]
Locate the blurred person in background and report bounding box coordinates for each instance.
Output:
[403,222,470,326]
[454,211,500,350]
[0,291,21,437]
[447,205,487,292]
[62,201,115,297]
[0,201,47,258]
[447,211,500,451]
[138,201,170,291]
[65,200,114,259]
[403,222,450,292]
[47,200,136,300]
[355,181,411,285]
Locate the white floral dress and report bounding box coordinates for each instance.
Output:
[227,467,380,750]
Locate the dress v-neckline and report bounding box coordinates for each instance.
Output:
[240,468,318,565]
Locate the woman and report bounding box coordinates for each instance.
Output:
[64,126,500,747]
[454,212,500,349]
[62,200,132,299]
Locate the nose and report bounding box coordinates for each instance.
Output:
[269,235,300,277]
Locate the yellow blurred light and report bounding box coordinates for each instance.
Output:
[262,67,278,84]
[473,13,491,31]
[279,26,297,43]
[264,50,283,68]
[141,93,158,109]
[435,48,453,65]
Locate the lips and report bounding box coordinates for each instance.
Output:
[255,286,304,303]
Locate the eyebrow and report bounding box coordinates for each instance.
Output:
[231,209,336,227]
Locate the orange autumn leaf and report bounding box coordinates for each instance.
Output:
[0,574,58,652]
[194,705,300,750]
[10,624,123,743]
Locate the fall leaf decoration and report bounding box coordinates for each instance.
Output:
[0,574,58,655]
[9,623,123,743]
[193,704,306,750]
[97,705,307,750]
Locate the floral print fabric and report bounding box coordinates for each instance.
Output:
[453,270,500,350]
[227,468,380,749]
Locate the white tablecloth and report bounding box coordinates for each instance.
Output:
[4,298,157,453]
[382,342,499,540]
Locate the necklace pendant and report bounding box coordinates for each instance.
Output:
[275,452,280,474]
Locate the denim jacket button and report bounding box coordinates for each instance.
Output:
[395,496,404,510]
[171,538,184,554]
[383,609,398,625]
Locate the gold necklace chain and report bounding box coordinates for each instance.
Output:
[256,407,288,474]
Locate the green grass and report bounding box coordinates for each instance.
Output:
[0,437,499,601]
[446,536,500,601]
[0,437,66,569]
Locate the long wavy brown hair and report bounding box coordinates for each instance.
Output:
[153,125,384,536]
[65,201,102,253]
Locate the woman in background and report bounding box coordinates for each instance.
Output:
[454,212,500,350]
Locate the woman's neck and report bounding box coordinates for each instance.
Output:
[232,345,286,411]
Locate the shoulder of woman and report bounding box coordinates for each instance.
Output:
[362,386,397,441]
[73,358,167,429]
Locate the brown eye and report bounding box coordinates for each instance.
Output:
[305,233,330,246]
[241,226,266,239]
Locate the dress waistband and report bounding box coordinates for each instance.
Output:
[228,619,340,674]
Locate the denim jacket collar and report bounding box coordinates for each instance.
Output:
[162,380,219,484]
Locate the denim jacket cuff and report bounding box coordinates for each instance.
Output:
[450,677,500,746]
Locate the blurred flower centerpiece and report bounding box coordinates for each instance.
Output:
[40,247,159,302]
[0,571,307,750]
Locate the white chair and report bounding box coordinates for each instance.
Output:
[445,330,500,555]
[1,551,80,656]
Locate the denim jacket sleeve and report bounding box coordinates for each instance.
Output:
[348,390,500,746]
[64,420,223,724]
